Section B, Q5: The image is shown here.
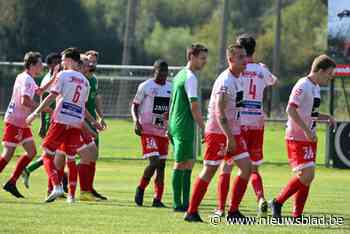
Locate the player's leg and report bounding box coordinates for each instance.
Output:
[171,137,195,211]
[152,136,169,207]
[89,142,107,200]
[1,123,19,174]
[292,166,314,218]
[21,156,43,189]
[135,156,159,206]
[135,134,160,206]
[185,134,224,222]
[1,145,17,195]
[246,128,267,216]
[0,145,16,174]
[42,123,66,202]
[4,129,36,198]
[216,161,233,216]
[270,140,315,218]
[66,154,77,203]
[251,165,268,217]
[227,155,251,222]
[152,158,166,207]
[184,164,218,222]
[77,143,97,201]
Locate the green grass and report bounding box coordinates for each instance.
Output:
[0,119,349,233]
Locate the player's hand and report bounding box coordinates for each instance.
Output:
[134,121,142,136]
[26,112,37,126]
[328,116,336,129]
[38,126,46,139]
[53,64,61,76]
[93,121,104,131]
[163,112,169,120]
[304,129,317,142]
[226,136,236,154]
[99,118,107,130]
[42,106,53,114]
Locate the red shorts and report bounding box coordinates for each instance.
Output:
[2,122,33,147]
[286,140,317,172]
[140,134,169,159]
[241,126,264,165]
[203,133,249,166]
[42,122,84,156]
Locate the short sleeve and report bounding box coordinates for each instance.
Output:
[184,74,198,102]
[133,82,146,104]
[21,77,37,98]
[260,63,277,86]
[288,81,306,108]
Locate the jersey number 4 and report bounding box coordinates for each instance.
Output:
[249,79,256,99]
[72,85,82,103]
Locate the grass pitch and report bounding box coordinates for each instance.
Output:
[0,119,348,233]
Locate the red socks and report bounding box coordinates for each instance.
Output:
[217,173,230,211]
[188,177,209,213]
[293,183,310,217]
[78,163,91,192]
[0,157,9,173]
[48,178,53,194]
[154,181,164,200]
[9,155,32,184]
[229,176,249,213]
[276,176,303,205]
[90,161,96,189]
[251,172,264,201]
[139,177,150,190]
[67,160,78,198]
[43,155,60,186]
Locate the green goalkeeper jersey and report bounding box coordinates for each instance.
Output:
[86,74,98,120]
[168,67,199,141]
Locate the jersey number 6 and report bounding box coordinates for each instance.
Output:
[72,85,82,103]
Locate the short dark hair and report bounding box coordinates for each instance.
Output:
[61,47,81,63]
[236,34,256,56]
[186,44,208,60]
[45,52,61,65]
[153,59,168,71]
[24,51,42,69]
[226,44,244,57]
[85,50,99,58]
[311,54,336,72]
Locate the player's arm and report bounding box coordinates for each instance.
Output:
[131,103,142,136]
[85,109,103,131]
[185,76,205,130]
[39,94,48,138]
[190,101,205,130]
[25,92,57,125]
[217,92,235,153]
[82,121,98,139]
[95,94,107,129]
[21,95,38,110]
[316,113,336,128]
[36,65,61,96]
[286,104,316,142]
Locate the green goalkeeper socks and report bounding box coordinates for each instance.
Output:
[26,157,43,173]
[172,169,184,209]
[182,169,192,209]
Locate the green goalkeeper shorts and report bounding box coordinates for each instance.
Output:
[170,136,195,162]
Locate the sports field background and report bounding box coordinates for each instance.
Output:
[0,119,327,165]
[0,119,349,233]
